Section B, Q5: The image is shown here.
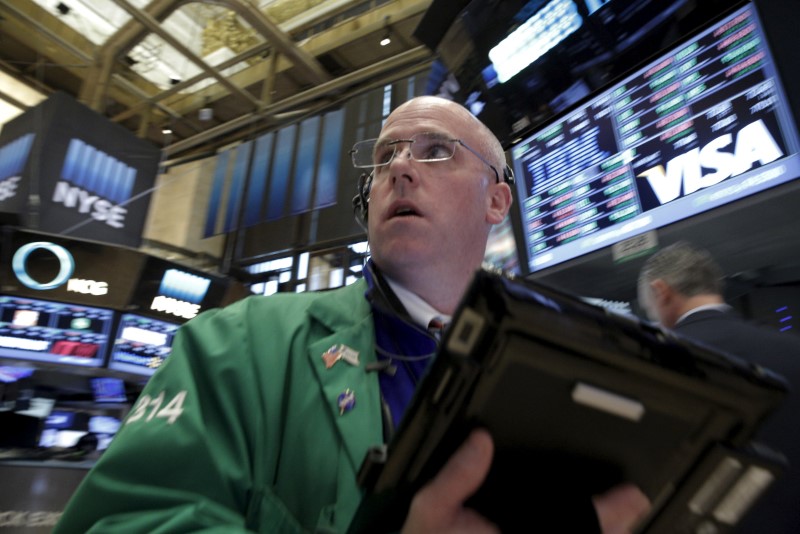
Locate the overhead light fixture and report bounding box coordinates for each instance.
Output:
[198,97,213,121]
[380,16,391,47]
[162,127,173,135]
[56,2,70,15]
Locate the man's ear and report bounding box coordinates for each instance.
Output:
[649,279,672,305]
[486,182,513,224]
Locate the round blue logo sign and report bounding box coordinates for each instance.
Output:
[12,242,75,290]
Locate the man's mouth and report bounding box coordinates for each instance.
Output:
[393,206,419,217]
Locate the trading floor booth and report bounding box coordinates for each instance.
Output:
[0,227,247,530]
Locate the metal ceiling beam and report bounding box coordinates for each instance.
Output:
[0,1,181,120]
[0,2,91,63]
[276,0,368,30]
[110,42,273,123]
[84,0,180,109]
[298,0,430,57]
[109,0,263,110]
[160,0,431,116]
[97,0,332,123]
[163,45,433,157]
[225,0,332,85]
[1,0,432,153]
[104,0,337,123]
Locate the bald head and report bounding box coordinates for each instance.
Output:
[387,96,507,177]
[366,95,513,312]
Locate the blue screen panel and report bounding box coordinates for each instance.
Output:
[290,116,320,215]
[266,124,297,221]
[244,132,274,227]
[314,109,345,209]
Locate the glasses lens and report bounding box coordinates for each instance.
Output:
[411,133,456,162]
[351,139,380,168]
[351,133,456,168]
[373,139,396,166]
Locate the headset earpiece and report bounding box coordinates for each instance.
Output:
[352,171,373,231]
[503,164,515,185]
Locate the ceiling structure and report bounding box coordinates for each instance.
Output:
[7,1,798,305]
[0,0,436,166]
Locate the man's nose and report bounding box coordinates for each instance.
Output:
[388,143,415,184]
[393,143,414,162]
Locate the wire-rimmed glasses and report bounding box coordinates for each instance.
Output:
[349,132,502,183]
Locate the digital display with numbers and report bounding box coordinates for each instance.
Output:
[510,3,800,274]
[107,313,180,377]
[0,295,114,368]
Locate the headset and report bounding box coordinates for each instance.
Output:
[352,171,373,232]
[351,165,515,231]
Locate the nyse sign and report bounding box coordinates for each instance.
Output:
[52,182,128,228]
[12,241,109,296]
[53,138,136,229]
[0,133,36,202]
[150,296,200,320]
[149,269,211,320]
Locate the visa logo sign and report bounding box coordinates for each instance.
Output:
[637,119,783,205]
[53,138,136,228]
[0,133,36,201]
[151,269,212,320]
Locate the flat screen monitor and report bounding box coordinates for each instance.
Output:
[38,410,89,449]
[106,313,180,377]
[38,411,121,450]
[127,257,229,323]
[0,365,35,383]
[484,215,521,275]
[509,2,800,274]
[0,295,114,368]
[89,415,122,450]
[90,376,127,403]
[14,397,56,419]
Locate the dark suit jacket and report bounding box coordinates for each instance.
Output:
[675,309,800,534]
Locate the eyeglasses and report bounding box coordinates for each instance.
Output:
[350,132,502,184]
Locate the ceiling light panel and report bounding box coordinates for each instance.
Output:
[32,0,145,45]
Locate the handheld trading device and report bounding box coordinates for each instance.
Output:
[348,269,787,533]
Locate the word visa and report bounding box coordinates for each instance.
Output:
[638,118,783,205]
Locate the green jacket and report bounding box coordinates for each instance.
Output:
[55,279,383,533]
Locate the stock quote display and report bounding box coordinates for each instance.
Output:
[511,3,800,272]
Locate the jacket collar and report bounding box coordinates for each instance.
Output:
[305,279,384,471]
[676,304,732,325]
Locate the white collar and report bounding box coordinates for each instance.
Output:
[382,275,452,329]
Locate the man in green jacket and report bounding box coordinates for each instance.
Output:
[54,96,649,533]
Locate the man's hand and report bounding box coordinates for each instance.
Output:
[402,429,651,534]
[402,429,499,533]
[592,483,651,534]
